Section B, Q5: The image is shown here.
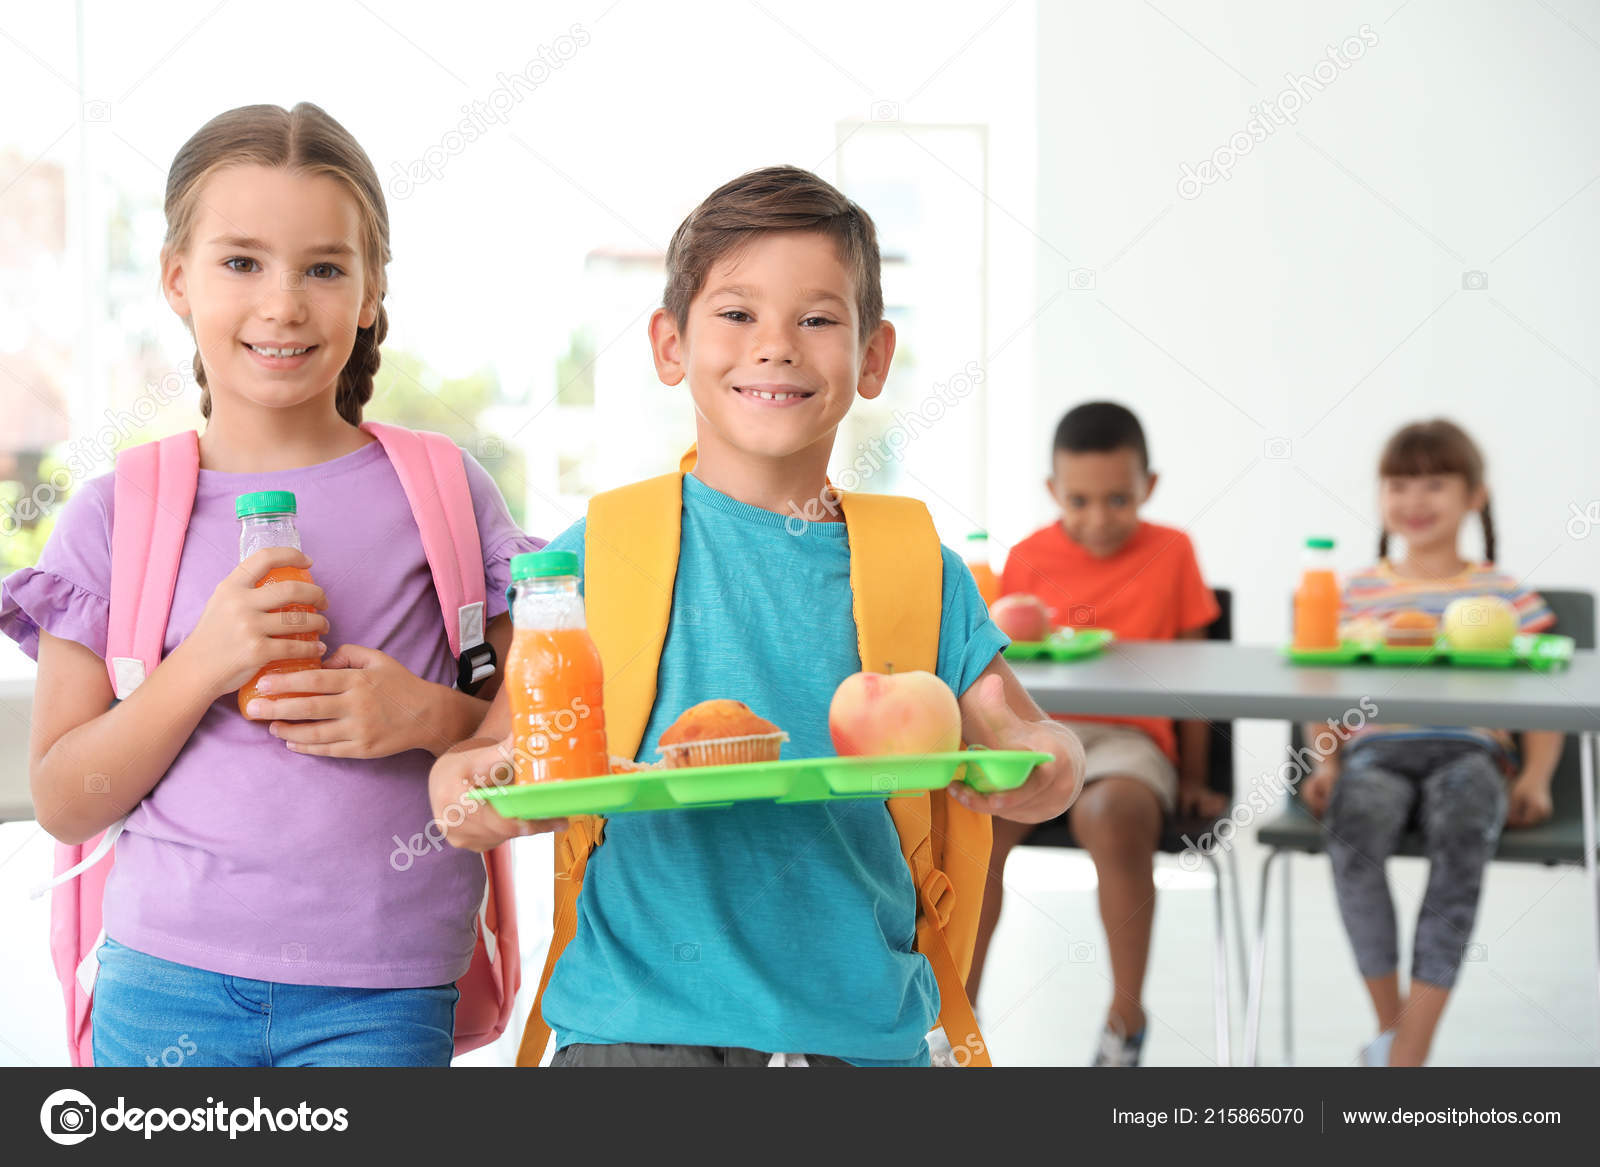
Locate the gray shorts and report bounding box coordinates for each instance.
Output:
[551,1042,854,1067]
[1059,719,1177,812]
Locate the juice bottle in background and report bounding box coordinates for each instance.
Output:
[965,531,1001,608]
[236,491,323,718]
[506,551,609,783]
[1293,536,1341,650]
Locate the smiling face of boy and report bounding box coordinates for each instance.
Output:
[649,230,894,486]
[1048,447,1156,559]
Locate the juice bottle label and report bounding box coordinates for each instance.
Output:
[507,627,609,782]
[238,564,323,717]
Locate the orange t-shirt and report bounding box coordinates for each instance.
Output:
[1000,520,1219,760]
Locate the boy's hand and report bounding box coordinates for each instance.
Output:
[1505,773,1553,828]
[428,736,564,851]
[249,643,442,758]
[1177,783,1228,819]
[950,673,1085,824]
[1302,763,1338,818]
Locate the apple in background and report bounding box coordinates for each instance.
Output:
[829,669,963,757]
[990,593,1053,643]
[1442,595,1518,652]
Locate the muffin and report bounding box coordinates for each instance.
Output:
[1384,609,1439,648]
[658,699,788,768]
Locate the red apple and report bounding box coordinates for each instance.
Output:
[828,670,963,757]
[990,593,1052,643]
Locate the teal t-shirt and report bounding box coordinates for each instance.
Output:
[537,473,1008,1066]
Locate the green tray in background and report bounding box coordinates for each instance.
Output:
[1003,627,1116,662]
[1283,633,1575,672]
[466,749,1052,820]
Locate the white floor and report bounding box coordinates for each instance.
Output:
[3,721,1597,1068]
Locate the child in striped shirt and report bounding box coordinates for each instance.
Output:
[1301,419,1561,1067]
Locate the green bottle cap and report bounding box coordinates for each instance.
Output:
[235,491,297,519]
[1305,536,1335,550]
[511,550,580,580]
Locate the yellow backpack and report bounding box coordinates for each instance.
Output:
[516,450,993,1067]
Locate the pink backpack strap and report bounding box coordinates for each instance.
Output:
[44,433,200,1064]
[106,431,200,699]
[361,422,519,1055]
[361,421,496,693]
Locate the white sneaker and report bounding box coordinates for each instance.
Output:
[1092,1025,1146,1067]
[1360,1030,1395,1066]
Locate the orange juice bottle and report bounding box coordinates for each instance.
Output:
[506,551,609,783]
[235,491,323,718]
[965,531,1001,608]
[1293,536,1341,650]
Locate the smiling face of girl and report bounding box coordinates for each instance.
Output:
[162,164,376,418]
[1380,472,1486,556]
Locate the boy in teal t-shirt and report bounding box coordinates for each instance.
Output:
[431,166,1085,1066]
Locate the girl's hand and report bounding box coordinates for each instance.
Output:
[181,547,329,700]
[429,736,564,852]
[1505,775,1553,828]
[1302,764,1338,818]
[948,673,1086,824]
[250,643,439,758]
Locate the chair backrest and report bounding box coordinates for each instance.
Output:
[1204,587,1235,799]
[1285,587,1595,809]
[1535,589,1595,817]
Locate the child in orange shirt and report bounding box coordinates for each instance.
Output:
[968,401,1222,1066]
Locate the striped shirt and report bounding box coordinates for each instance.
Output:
[1339,561,1555,757]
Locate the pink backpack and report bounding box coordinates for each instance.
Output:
[40,422,519,1066]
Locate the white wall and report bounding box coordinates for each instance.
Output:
[1027,0,1599,650]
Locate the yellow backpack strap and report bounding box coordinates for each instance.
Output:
[515,471,684,1067]
[837,491,994,1067]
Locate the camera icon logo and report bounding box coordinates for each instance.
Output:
[84,773,110,795]
[870,100,901,122]
[1462,603,1488,626]
[281,271,306,291]
[40,1088,97,1145]
[1461,270,1488,291]
[1463,942,1488,962]
[1068,603,1096,626]
[281,941,307,963]
[1068,940,1096,963]
[673,942,701,963]
[1263,436,1293,460]
[477,435,504,461]
[82,100,111,123]
[1068,268,1097,291]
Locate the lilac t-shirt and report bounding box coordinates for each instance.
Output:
[1,437,543,988]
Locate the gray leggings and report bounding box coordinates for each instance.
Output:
[1323,737,1507,989]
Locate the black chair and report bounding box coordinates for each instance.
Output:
[1242,588,1597,1065]
[1022,587,1246,1063]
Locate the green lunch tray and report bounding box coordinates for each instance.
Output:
[1003,627,1116,662]
[1283,633,1575,672]
[466,749,1052,820]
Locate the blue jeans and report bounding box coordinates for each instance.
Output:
[91,938,459,1067]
